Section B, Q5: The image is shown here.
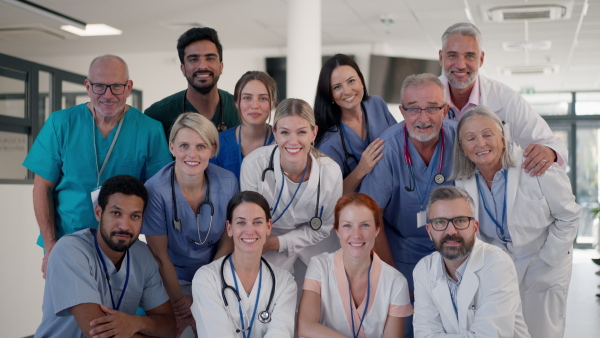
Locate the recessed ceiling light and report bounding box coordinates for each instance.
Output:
[61,24,122,36]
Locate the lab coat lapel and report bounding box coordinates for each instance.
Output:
[456,240,483,331]
[461,177,479,218]
[431,257,460,333]
[479,76,502,113]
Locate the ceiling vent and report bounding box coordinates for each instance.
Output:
[501,65,559,76]
[502,40,552,51]
[482,1,573,22]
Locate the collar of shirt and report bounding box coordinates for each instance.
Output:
[442,254,470,285]
[444,75,481,120]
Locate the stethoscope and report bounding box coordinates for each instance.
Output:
[182,89,227,132]
[403,124,446,193]
[261,146,323,230]
[221,253,276,334]
[170,166,215,245]
[338,102,371,173]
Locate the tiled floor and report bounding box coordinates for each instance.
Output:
[564,249,600,338]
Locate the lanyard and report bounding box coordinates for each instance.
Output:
[92,229,130,311]
[475,169,509,241]
[92,110,124,188]
[404,125,444,210]
[229,256,262,338]
[346,261,372,338]
[271,161,308,224]
[237,125,272,166]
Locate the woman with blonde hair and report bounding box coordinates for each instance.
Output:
[240,98,343,276]
[142,112,239,336]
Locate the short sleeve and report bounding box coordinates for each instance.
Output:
[46,237,103,315]
[303,255,326,294]
[23,113,62,182]
[141,181,169,236]
[139,246,170,311]
[388,270,413,317]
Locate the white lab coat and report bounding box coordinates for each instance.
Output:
[441,74,568,165]
[191,256,297,338]
[413,239,530,338]
[240,145,343,271]
[456,145,581,338]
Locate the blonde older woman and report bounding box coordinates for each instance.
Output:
[452,106,581,338]
[142,113,239,336]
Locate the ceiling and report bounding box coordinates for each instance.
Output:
[0,0,598,93]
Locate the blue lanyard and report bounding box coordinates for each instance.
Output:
[475,169,509,241]
[92,229,130,311]
[237,125,273,166]
[229,256,262,338]
[346,261,372,338]
[271,161,308,224]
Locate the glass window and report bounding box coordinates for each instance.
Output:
[39,71,52,121]
[575,92,600,116]
[575,126,600,244]
[61,80,88,109]
[522,92,571,116]
[0,71,26,118]
[0,131,28,180]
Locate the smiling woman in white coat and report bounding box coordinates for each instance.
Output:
[452,106,582,338]
[298,193,413,338]
[191,191,297,337]
[240,98,343,275]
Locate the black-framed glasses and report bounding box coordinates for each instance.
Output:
[402,104,446,116]
[427,216,474,231]
[88,81,129,95]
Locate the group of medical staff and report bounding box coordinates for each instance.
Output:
[129,42,580,338]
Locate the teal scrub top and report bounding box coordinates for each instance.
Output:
[23,104,172,247]
[145,89,239,140]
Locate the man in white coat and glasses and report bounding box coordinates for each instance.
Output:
[413,186,530,337]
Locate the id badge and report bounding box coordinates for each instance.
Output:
[90,186,101,207]
[416,210,427,228]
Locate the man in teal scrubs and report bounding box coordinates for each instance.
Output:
[145,27,239,138]
[23,55,172,278]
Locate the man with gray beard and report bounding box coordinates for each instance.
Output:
[439,22,566,177]
[359,73,457,337]
[413,186,530,337]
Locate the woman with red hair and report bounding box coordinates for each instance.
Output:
[298,193,413,338]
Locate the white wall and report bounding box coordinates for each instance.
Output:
[0,184,44,338]
[2,42,386,336]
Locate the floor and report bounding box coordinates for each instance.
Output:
[564,248,600,338]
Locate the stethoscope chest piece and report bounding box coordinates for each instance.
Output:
[218,121,228,132]
[258,310,271,323]
[434,173,445,185]
[310,217,322,231]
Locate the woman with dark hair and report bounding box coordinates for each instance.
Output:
[298,193,413,337]
[211,71,277,180]
[314,54,397,193]
[191,191,297,337]
[240,98,343,275]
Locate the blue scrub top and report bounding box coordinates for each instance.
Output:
[210,126,274,181]
[22,104,172,247]
[359,119,457,265]
[318,96,397,179]
[142,162,239,282]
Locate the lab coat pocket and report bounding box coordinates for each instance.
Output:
[511,190,551,230]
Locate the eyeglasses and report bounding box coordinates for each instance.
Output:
[88,81,129,95]
[427,216,474,231]
[402,105,446,116]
